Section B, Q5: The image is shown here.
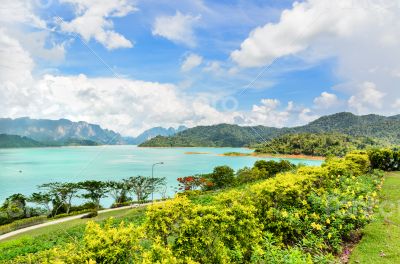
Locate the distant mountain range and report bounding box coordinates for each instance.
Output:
[0,117,187,148]
[128,126,187,145]
[0,117,124,145]
[140,112,400,147]
[0,134,100,148]
[2,113,399,149]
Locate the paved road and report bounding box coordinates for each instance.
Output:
[0,203,151,242]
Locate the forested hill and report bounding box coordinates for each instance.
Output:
[0,134,100,148]
[295,112,400,142]
[139,124,282,147]
[254,133,380,157]
[0,134,44,148]
[140,112,400,147]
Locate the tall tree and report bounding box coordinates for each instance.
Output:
[1,193,27,219]
[205,166,235,189]
[78,181,108,209]
[125,176,166,202]
[28,192,52,213]
[106,181,130,204]
[39,182,79,216]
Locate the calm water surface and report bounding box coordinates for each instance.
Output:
[0,146,322,206]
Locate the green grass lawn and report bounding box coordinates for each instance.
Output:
[0,207,146,262]
[350,171,400,264]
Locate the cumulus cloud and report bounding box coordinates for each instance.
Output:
[0,28,34,85]
[231,0,369,68]
[348,82,385,114]
[236,98,319,128]
[203,61,223,75]
[181,53,203,72]
[313,92,340,109]
[0,0,46,28]
[231,0,400,115]
[15,31,66,63]
[59,0,136,49]
[152,11,200,47]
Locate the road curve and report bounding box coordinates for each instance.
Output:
[0,203,152,242]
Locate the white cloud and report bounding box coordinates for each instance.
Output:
[59,0,136,49]
[181,53,203,72]
[203,61,223,75]
[15,31,66,63]
[313,92,339,109]
[152,11,200,47]
[0,28,34,85]
[348,82,385,114]
[235,98,319,128]
[0,0,46,28]
[231,0,369,68]
[231,0,400,116]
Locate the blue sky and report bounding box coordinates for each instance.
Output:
[1,0,399,135]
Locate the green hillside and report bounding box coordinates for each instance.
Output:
[0,134,100,148]
[0,134,44,148]
[140,124,281,147]
[254,133,380,157]
[140,112,400,147]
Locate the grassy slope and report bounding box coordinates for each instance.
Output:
[350,172,400,263]
[0,208,146,262]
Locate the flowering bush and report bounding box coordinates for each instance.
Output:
[15,151,387,263]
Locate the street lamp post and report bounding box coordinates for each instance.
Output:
[152,162,164,202]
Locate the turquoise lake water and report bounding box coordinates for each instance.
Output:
[0,146,322,206]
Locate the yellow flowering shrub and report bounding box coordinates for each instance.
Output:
[14,152,384,263]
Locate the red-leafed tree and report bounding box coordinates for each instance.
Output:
[177,175,211,191]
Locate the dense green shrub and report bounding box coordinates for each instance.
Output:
[368,148,400,171]
[254,159,295,178]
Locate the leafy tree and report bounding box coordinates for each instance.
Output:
[177,175,209,191]
[106,181,130,205]
[236,167,262,184]
[205,166,235,189]
[78,181,108,209]
[254,160,294,178]
[28,192,52,213]
[124,176,166,202]
[38,182,79,216]
[1,193,27,219]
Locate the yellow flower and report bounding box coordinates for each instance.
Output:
[328,233,332,239]
[281,211,289,218]
[326,218,331,224]
[311,222,322,231]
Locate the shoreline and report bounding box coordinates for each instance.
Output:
[220,152,325,161]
